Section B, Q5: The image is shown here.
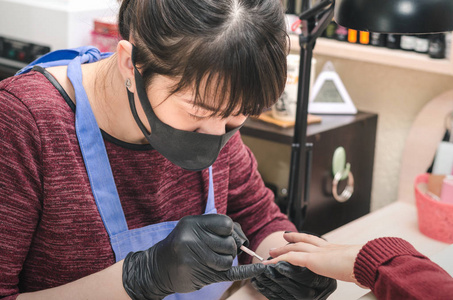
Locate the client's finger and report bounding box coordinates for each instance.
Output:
[263,251,310,268]
[283,232,328,246]
[269,242,318,258]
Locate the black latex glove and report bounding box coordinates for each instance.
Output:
[122,214,265,300]
[232,222,249,254]
[251,261,337,300]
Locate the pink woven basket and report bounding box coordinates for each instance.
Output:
[415,173,453,244]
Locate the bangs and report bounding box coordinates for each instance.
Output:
[168,33,288,118]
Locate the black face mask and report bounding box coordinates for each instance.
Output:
[127,50,243,172]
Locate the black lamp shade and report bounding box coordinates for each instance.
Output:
[335,0,453,34]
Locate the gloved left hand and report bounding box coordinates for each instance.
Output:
[122,215,265,300]
[251,261,337,300]
[232,222,249,255]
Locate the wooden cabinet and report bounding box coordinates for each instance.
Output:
[240,111,378,235]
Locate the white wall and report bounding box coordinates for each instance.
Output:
[244,55,453,211]
[0,0,119,50]
[316,55,453,210]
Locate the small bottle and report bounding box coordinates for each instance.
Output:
[359,31,370,45]
[348,29,358,43]
[335,25,348,42]
[370,32,387,47]
[386,34,401,49]
[428,33,446,59]
[414,35,429,53]
[444,32,452,59]
[400,35,417,51]
[323,20,337,39]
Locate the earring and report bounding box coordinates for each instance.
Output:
[125,78,132,89]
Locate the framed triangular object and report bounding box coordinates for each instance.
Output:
[308,61,357,115]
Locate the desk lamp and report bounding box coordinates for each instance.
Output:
[287,0,453,230]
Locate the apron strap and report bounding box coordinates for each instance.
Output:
[16,46,112,75]
[67,55,129,237]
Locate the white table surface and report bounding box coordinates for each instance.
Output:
[322,201,451,300]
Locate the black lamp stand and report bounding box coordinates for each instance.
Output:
[286,0,335,230]
[285,0,453,230]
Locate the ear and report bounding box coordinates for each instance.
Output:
[117,40,136,93]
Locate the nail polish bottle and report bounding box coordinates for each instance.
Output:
[428,33,446,59]
[370,32,387,47]
[400,35,416,51]
[386,34,401,49]
[414,35,429,53]
[335,25,348,42]
[323,20,337,39]
[348,29,358,43]
[359,31,370,45]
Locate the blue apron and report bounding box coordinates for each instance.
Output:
[18,47,236,300]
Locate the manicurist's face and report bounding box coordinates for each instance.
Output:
[145,74,247,135]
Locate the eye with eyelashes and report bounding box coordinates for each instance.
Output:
[186,104,213,120]
[184,99,247,123]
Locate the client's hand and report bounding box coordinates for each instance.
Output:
[264,232,364,287]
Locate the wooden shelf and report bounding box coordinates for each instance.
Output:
[289,34,453,76]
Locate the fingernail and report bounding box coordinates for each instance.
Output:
[269,247,276,251]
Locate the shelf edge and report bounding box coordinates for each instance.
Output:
[289,35,453,77]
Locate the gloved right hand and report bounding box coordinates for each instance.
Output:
[251,261,337,300]
[122,214,265,300]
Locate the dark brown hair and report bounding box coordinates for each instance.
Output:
[118,0,288,117]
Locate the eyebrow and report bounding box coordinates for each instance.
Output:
[183,99,218,112]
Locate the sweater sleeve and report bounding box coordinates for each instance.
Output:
[0,87,43,299]
[354,237,453,300]
[225,132,296,264]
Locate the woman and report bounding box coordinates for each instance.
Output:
[0,0,335,299]
[263,232,453,299]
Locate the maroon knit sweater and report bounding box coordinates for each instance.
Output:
[0,70,296,299]
[354,237,453,300]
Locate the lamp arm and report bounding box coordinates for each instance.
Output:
[310,6,335,41]
[299,0,334,21]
